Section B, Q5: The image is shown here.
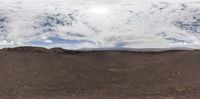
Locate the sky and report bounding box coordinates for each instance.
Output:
[1,0,200,49]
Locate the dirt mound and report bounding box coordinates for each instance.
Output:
[0,47,199,98]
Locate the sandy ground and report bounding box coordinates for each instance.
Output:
[0,47,200,99]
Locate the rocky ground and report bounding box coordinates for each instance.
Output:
[0,47,200,99]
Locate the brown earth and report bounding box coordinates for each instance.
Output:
[0,46,200,99]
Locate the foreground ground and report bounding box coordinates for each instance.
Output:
[0,47,200,99]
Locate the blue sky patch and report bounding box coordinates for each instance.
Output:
[30,37,94,46]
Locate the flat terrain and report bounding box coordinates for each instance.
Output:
[0,47,200,99]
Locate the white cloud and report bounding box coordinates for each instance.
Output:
[0,0,200,49]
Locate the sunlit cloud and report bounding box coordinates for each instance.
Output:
[0,0,200,49]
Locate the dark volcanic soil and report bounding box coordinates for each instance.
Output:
[0,47,200,99]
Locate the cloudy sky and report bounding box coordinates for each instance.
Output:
[1,0,200,49]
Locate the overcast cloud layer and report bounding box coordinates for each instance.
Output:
[1,0,200,49]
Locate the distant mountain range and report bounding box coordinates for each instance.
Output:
[1,46,198,53]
